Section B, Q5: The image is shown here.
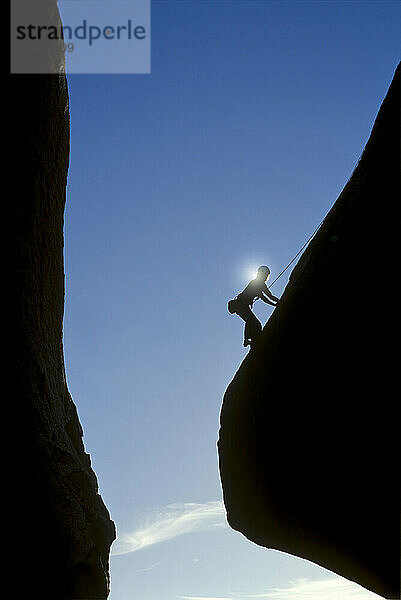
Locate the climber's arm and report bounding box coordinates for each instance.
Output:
[261,284,280,304]
[260,294,278,306]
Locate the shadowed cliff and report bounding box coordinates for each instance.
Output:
[218,63,400,599]
[11,2,115,598]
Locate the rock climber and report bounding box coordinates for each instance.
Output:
[228,266,280,348]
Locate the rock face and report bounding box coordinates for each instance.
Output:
[218,63,400,599]
[11,2,115,598]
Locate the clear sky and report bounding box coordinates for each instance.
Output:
[62,2,400,599]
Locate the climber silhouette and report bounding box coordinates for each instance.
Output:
[228,266,280,348]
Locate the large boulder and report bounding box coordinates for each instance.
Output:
[11,2,115,597]
[218,63,400,599]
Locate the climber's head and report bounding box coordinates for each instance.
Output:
[256,265,270,281]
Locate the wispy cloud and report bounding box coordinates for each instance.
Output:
[178,596,233,600]
[252,577,382,599]
[112,501,226,556]
[179,577,382,600]
[136,561,161,573]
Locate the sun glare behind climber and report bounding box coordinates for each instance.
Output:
[227,266,280,349]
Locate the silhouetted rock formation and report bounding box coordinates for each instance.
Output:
[218,63,400,599]
[11,2,115,598]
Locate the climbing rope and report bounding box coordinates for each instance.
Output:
[266,141,368,292]
[267,139,367,292]
[268,218,325,290]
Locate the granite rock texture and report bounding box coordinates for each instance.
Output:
[218,63,400,599]
[11,2,115,598]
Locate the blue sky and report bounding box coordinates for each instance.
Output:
[61,1,400,599]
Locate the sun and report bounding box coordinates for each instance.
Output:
[247,267,258,280]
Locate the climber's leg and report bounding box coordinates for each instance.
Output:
[244,320,251,346]
[248,313,262,347]
[235,304,261,348]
